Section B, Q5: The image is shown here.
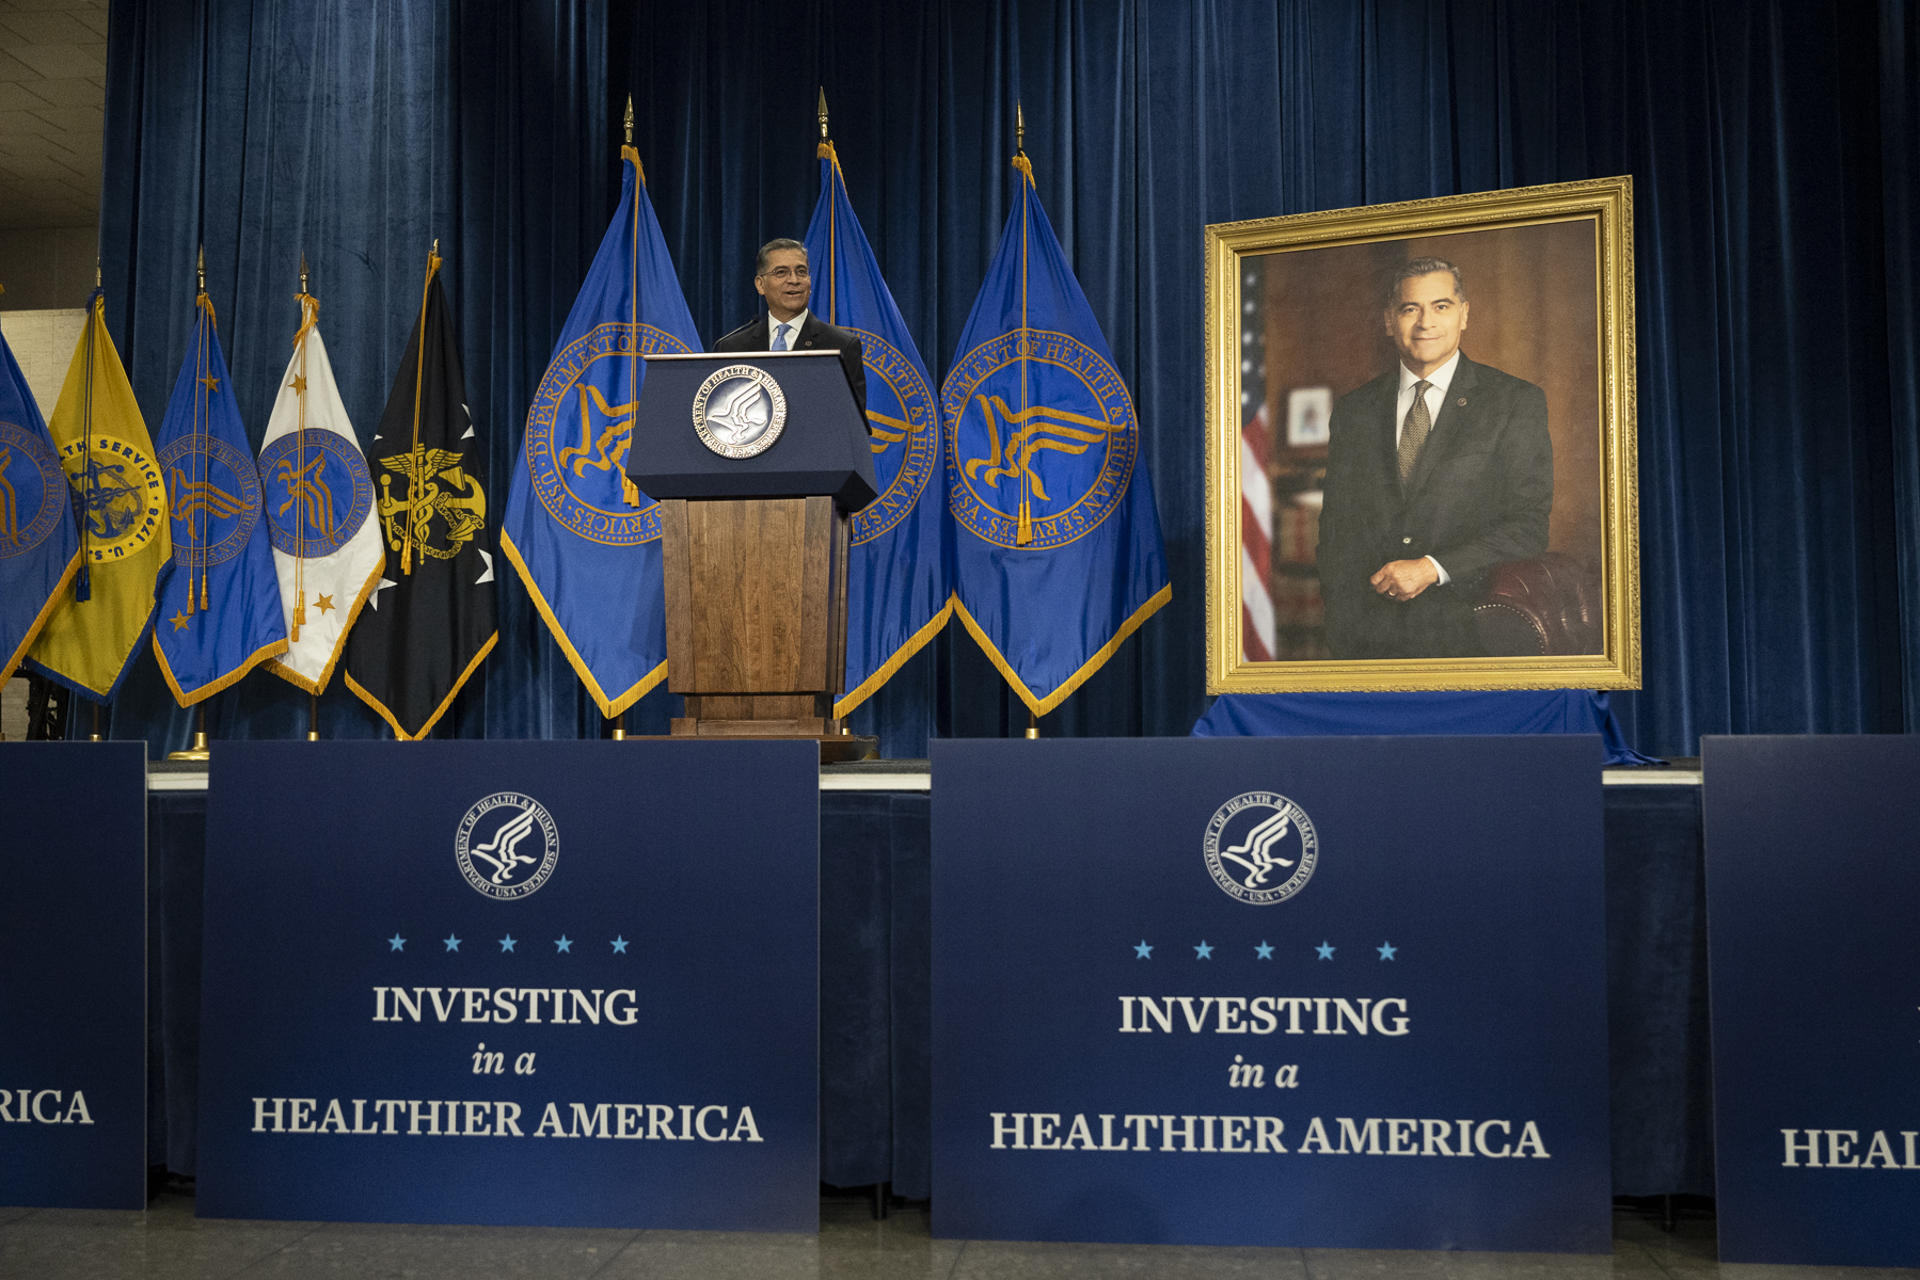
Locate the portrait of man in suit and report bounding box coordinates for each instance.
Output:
[1211,181,1631,690]
[712,238,868,418]
[1315,256,1554,660]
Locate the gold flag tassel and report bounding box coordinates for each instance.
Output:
[402,239,443,574]
[193,247,216,611]
[1013,104,1034,547]
[76,269,100,601]
[290,255,316,639]
[620,95,644,509]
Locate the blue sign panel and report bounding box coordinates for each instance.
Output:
[0,742,147,1209]
[1703,735,1920,1267]
[932,737,1610,1251]
[195,740,818,1230]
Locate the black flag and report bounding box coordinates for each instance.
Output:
[345,251,496,737]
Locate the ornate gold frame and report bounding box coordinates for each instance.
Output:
[1204,176,1639,692]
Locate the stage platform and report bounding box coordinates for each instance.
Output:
[138,757,1707,1202]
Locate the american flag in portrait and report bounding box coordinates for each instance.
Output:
[1239,264,1275,663]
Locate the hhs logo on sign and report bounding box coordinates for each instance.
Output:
[1202,792,1318,905]
[454,793,559,900]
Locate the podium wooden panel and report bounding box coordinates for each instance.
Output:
[659,495,851,738]
[630,352,876,752]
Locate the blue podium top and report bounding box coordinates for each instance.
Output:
[627,351,877,510]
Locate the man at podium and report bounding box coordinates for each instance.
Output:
[712,238,867,417]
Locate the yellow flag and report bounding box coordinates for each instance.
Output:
[25,295,172,701]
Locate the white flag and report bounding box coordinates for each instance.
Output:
[259,296,385,693]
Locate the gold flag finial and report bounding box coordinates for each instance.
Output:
[624,94,634,145]
[95,258,102,288]
[299,252,309,294]
[1015,101,1025,155]
[817,87,829,140]
[197,244,206,292]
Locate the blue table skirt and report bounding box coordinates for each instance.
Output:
[1194,691,1663,767]
[146,784,1707,1201]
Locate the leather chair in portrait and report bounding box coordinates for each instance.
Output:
[1471,553,1602,657]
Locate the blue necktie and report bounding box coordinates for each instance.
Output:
[772,322,791,352]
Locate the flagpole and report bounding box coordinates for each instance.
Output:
[76,264,97,600]
[194,246,209,613]
[402,239,440,575]
[291,257,318,740]
[291,254,311,641]
[0,276,13,702]
[818,88,836,324]
[1015,106,1040,738]
[624,95,637,482]
[816,90,852,740]
[177,257,218,776]
[170,704,210,761]
[608,97,635,744]
[1014,104,1033,550]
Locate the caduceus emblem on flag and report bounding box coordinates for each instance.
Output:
[376,445,488,565]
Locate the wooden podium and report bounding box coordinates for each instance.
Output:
[627,351,877,752]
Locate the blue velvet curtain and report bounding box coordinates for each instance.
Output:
[97,0,623,750]
[95,0,1917,757]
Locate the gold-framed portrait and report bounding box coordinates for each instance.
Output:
[1204,176,1639,693]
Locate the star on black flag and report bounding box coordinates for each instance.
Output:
[344,253,496,738]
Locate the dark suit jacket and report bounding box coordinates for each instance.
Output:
[1315,354,1553,660]
[711,310,867,420]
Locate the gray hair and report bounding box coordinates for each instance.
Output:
[754,238,807,275]
[1386,256,1466,308]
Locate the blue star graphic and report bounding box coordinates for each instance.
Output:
[499,934,518,954]
[387,933,405,952]
[443,934,461,953]
[1315,941,1336,961]
[610,936,630,955]
[1377,941,1398,961]
[1255,941,1275,959]
[554,935,573,954]
[1133,940,1153,959]
[1194,941,1214,959]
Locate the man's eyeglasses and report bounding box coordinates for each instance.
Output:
[759,266,810,282]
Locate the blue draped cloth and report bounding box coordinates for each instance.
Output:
[1193,691,1661,768]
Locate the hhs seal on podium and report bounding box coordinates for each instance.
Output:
[1202,791,1318,904]
[455,793,560,900]
[692,364,788,458]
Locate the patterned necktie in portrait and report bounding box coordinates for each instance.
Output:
[772,322,791,351]
[1398,378,1432,485]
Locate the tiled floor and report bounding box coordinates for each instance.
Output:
[2,1192,1916,1279]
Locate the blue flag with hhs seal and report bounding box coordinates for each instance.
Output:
[804,140,950,716]
[151,293,288,705]
[0,315,81,685]
[502,145,700,719]
[943,155,1170,715]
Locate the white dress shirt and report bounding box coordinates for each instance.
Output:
[1395,349,1463,584]
[1394,349,1461,447]
[769,309,809,349]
